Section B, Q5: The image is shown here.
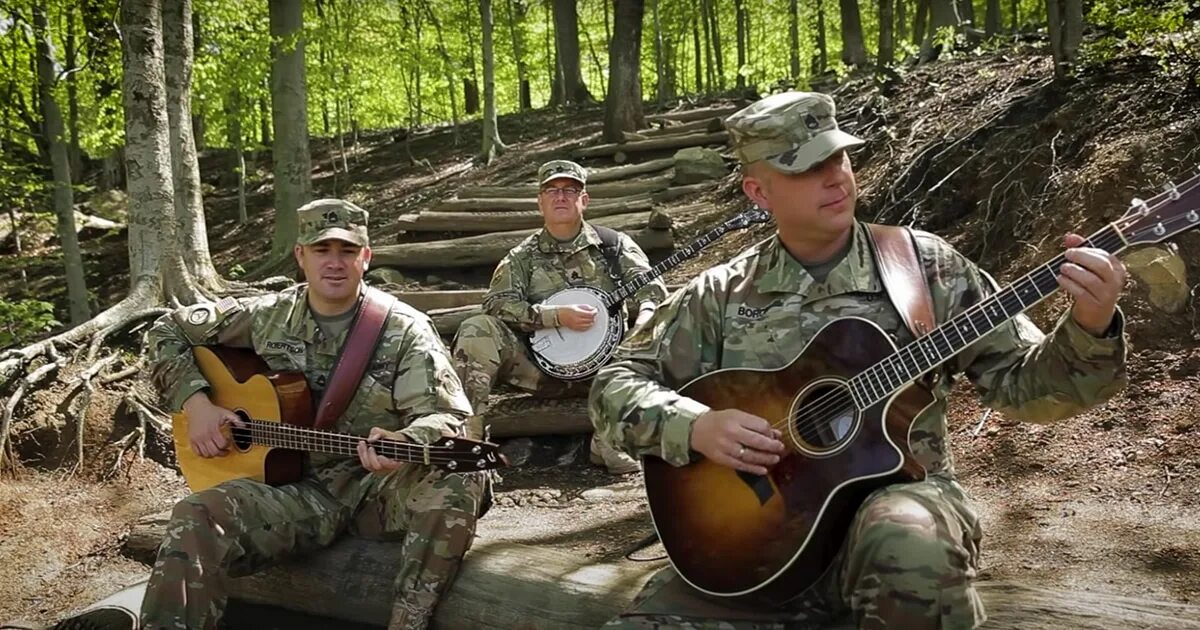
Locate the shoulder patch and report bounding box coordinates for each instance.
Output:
[187,305,214,326]
[215,296,239,314]
[436,366,461,396]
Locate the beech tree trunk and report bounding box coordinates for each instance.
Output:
[163,0,222,291]
[549,0,592,105]
[34,1,91,325]
[268,0,312,256]
[603,0,646,143]
[478,0,506,164]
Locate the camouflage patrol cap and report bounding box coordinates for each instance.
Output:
[538,160,587,186]
[725,91,864,173]
[296,198,370,247]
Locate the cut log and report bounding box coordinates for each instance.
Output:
[434,193,654,214]
[574,131,729,160]
[430,305,480,337]
[457,176,672,200]
[586,157,675,184]
[398,204,661,233]
[374,227,673,270]
[645,104,741,124]
[485,396,591,437]
[120,518,1200,630]
[651,183,713,203]
[637,117,725,138]
[620,131,650,143]
[394,284,688,314]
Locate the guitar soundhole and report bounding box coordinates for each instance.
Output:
[790,381,858,455]
[231,410,253,451]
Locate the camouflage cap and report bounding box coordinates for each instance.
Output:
[725,91,864,173]
[296,198,370,247]
[538,160,587,186]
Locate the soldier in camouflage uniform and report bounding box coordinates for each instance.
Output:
[451,160,668,474]
[590,92,1129,629]
[140,199,486,630]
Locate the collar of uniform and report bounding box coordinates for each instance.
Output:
[289,284,365,341]
[755,222,881,299]
[536,221,600,255]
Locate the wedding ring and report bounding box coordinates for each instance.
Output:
[737,445,746,459]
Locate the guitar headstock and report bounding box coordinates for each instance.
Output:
[433,436,509,471]
[720,206,774,232]
[1114,170,1200,246]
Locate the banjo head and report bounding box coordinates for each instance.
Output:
[530,287,623,376]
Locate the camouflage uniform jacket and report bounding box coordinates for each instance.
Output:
[483,222,668,332]
[590,222,1129,478]
[146,284,472,497]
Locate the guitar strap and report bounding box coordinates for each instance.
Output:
[312,286,396,430]
[865,224,936,339]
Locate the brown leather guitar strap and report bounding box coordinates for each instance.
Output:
[866,224,936,339]
[313,287,396,430]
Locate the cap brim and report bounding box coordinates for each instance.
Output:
[298,228,368,247]
[764,130,864,174]
[539,174,586,186]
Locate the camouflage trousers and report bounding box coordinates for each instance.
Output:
[610,479,986,630]
[140,462,486,630]
[450,314,589,437]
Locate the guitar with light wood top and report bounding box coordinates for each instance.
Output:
[172,345,507,492]
[643,171,1200,604]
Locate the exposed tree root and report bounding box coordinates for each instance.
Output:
[66,353,121,472]
[108,390,171,480]
[0,344,66,469]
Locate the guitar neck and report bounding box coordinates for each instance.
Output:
[849,224,1126,409]
[233,420,460,465]
[603,225,732,308]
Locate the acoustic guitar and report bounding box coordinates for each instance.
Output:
[172,346,507,492]
[643,172,1200,604]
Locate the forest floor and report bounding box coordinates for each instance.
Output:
[3,44,1200,627]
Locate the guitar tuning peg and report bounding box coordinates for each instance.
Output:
[1130,197,1149,215]
[1165,182,1180,201]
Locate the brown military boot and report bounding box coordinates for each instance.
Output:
[589,434,641,475]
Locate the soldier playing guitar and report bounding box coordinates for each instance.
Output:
[590,92,1133,629]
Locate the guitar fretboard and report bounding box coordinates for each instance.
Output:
[603,225,734,308]
[230,419,491,468]
[847,224,1125,409]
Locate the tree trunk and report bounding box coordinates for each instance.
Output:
[66,5,82,183]
[34,1,91,325]
[258,92,271,146]
[423,0,461,145]
[603,0,646,144]
[478,0,506,164]
[958,0,976,26]
[190,9,205,149]
[840,0,869,68]
[226,89,248,224]
[699,0,714,91]
[1045,0,1081,80]
[163,0,222,292]
[692,17,703,91]
[922,0,961,60]
[122,0,200,303]
[735,0,747,89]
[914,0,930,45]
[550,0,592,105]
[653,0,667,107]
[897,0,909,45]
[707,0,725,89]
[815,0,829,73]
[789,0,801,79]
[268,0,312,257]
[879,0,896,68]
[506,0,530,110]
[985,0,1001,35]
[1010,0,1018,31]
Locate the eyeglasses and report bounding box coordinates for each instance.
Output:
[539,187,583,199]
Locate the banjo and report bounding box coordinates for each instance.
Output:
[529,208,773,380]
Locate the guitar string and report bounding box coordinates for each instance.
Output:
[764,229,1123,441]
[227,421,491,465]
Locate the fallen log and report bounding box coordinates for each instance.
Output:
[645,104,740,124]
[397,203,661,233]
[457,176,672,200]
[120,520,1200,630]
[586,157,675,184]
[394,284,689,314]
[637,117,724,138]
[430,305,480,337]
[374,227,673,270]
[651,182,713,203]
[574,131,729,160]
[434,193,654,214]
[485,396,591,437]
